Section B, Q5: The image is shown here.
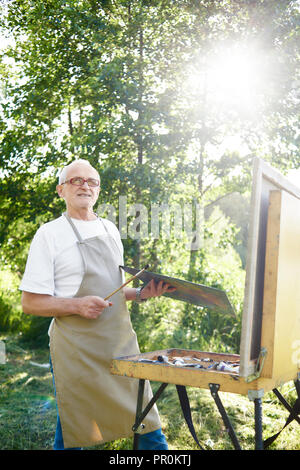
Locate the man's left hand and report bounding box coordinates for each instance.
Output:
[140,280,176,300]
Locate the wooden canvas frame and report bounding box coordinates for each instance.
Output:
[261,190,300,381]
[239,158,300,378]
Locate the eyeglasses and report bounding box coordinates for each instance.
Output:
[62,177,100,187]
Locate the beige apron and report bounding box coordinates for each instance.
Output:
[49,213,161,448]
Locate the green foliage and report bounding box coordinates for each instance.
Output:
[0,271,24,332]
[0,293,15,332]
[20,317,53,349]
[128,208,244,356]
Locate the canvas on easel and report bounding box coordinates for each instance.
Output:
[239,158,300,377]
[260,189,300,383]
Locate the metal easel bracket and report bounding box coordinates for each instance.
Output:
[245,347,267,383]
[248,388,264,401]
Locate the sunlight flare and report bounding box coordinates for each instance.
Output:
[185,43,267,114]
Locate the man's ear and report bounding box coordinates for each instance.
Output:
[56,184,64,198]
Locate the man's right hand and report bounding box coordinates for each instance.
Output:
[76,296,112,319]
[21,291,112,319]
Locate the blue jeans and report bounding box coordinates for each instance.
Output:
[50,357,168,450]
[54,413,168,450]
[138,428,168,450]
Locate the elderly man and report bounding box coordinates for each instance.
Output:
[20,159,173,450]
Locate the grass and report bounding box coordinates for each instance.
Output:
[1,334,300,450]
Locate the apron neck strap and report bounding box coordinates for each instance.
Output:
[63,212,109,242]
[63,212,84,242]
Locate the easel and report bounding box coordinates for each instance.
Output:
[111,346,300,450]
[131,375,300,450]
[111,159,300,450]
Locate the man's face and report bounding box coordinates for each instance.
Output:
[57,163,100,212]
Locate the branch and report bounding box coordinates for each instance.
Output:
[68,99,73,136]
[205,191,236,209]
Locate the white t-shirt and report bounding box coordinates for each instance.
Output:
[19,214,124,298]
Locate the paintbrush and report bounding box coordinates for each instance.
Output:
[104,264,149,300]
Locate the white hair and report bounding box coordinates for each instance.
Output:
[58,159,100,184]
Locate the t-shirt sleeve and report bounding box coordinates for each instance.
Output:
[19,226,55,295]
